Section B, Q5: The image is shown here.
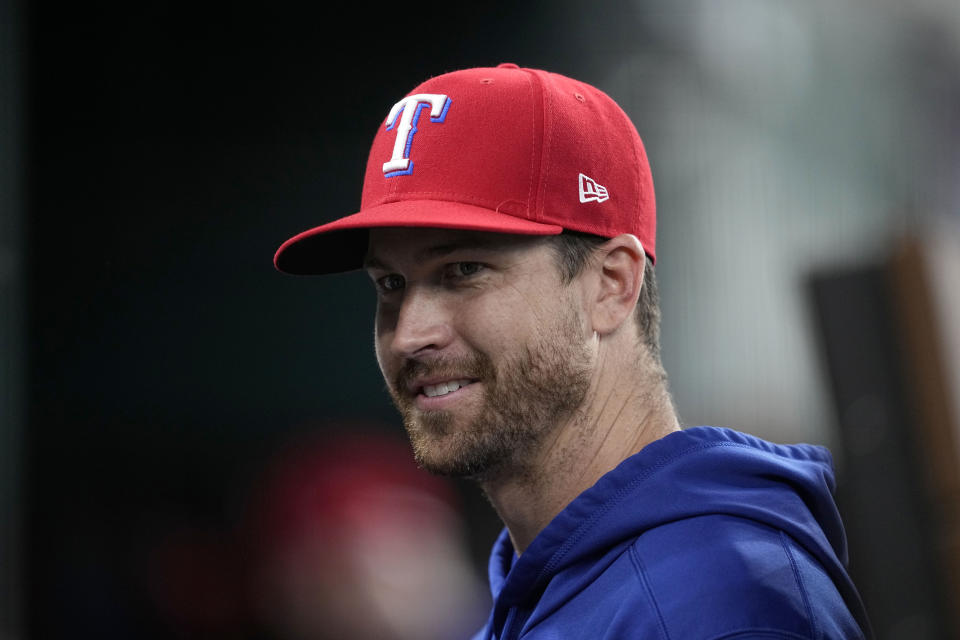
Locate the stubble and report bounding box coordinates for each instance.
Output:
[388,306,592,481]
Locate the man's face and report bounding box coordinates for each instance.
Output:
[365,228,595,480]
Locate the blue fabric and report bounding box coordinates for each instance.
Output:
[471,427,871,640]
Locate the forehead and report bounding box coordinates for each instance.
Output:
[364,227,551,267]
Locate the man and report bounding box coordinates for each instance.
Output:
[274,64,871,639]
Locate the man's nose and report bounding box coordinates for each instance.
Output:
[389,288,454,359]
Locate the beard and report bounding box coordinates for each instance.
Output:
[386,306,593,481]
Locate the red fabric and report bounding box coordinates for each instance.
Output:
[275,64,656,274]
[248,432,456,554]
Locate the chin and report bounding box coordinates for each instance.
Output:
[405,421,493,478]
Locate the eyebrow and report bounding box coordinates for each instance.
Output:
[363,236,506,271]
[362,255,389,271]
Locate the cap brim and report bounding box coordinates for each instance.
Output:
[274,200,564,275]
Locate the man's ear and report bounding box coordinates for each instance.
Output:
[590,234,645,336]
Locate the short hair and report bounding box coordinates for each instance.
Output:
[545,231,662,360]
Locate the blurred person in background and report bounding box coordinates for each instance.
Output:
[274,65,871,639]
[244,428,486,640]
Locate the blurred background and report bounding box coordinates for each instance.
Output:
[2,0,960,638]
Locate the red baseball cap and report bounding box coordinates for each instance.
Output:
[274,63,656,274]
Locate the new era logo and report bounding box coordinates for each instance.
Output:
[578,173,609,203]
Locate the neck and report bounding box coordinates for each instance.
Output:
[478,340,679,554]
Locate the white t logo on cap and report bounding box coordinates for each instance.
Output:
[382,94,452,178]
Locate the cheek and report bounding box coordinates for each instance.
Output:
[373,318,394,378]
[452,293,536,353]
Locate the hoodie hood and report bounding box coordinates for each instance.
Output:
[484,426,868,636]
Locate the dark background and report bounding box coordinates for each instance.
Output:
[8,1,960,638]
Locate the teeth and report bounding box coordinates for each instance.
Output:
[422,379,471,398]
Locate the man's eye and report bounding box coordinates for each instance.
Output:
[449,262,484,278]
[377,274,405,292]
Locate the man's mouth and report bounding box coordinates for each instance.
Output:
[421,379,475,398]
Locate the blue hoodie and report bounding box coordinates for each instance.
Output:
[471,427,871,639]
